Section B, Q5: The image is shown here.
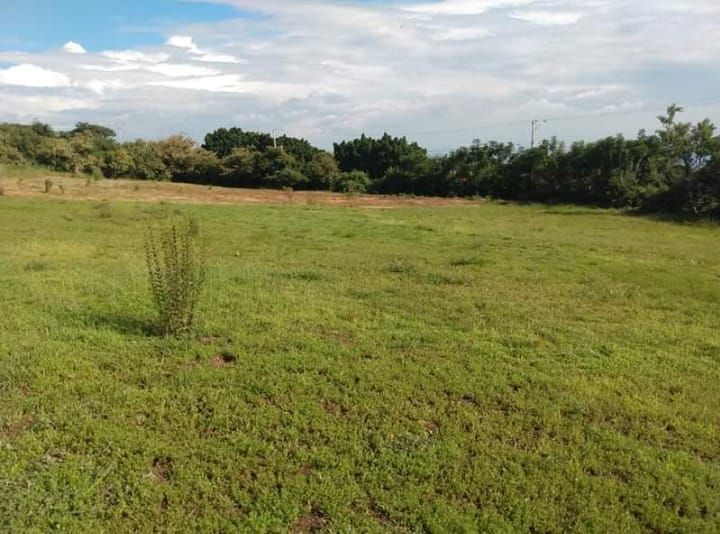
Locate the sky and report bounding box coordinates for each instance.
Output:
[0,0,719,152]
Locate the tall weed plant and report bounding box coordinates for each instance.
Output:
[145,219,206,336]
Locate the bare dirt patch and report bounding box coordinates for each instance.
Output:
[315,325,355,347]
[210,351,238,367]
[370,503,393,526]
[291,507,328,533]
[148,456,175,484]
[422,419,440,435]
[0,174,477,209]
[321,400,349,417]
[0,413,34,440]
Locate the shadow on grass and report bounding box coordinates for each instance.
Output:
[539,203,719,226]
[541,207,609,216]
[628,209,719,226]
[83,312,157,337]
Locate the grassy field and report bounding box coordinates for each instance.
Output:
[0,193,719,532]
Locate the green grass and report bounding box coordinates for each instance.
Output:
[0,197,719,532]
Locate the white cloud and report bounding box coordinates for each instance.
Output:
[146,63,220,77]
[166,35,199,51]
[600,100,644,113]
[405,0,535,16]
[0,64,72,88]
[510,10,583,25]
[1,0,720,148]
[149,74,245,93]
[195,53,243,64]
[148,74,316,102]
[79,63,140,73]
[101,50,169,64]
[166,34,242,64]
[82,78,126,95]
[433,27,491,41]
[62,41,87,54]
[0,94,99,116]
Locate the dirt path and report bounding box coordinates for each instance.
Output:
[0,174,477,208]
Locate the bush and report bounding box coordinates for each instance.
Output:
[126,141,171,181]
[266,168,309,189]
[330,170,371,193]
[145,220,206,336]
[103,147,133,178]
[0,142,27,165]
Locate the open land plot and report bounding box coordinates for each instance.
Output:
[0,192,718,532]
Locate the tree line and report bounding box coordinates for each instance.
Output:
[0,105,718,215]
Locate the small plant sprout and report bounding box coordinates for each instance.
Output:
[145,219,206,336]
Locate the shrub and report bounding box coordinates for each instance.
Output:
[0,142,27,165]
[126,141,171,181]
[103,147,133,178]
[87,165,104,181]
[331,170,370,193]
[266,168,309,189]
[145,220,206,336]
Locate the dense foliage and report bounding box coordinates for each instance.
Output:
[1,105,718,215]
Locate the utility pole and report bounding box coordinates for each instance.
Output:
[272,129,284,150]
[530,119,547,148]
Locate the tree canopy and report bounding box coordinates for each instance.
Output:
[1,106,718,216]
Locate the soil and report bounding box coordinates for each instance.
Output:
[0,175,477,209]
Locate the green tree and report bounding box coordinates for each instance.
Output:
[222,147,260,187]
[37,137,75,172]
[304,151,339,189]
[103,147,134,178]
[254,148,300,187]
[334,133,430,193]
[0,131,27,165]
[125,141,171,181]
[330,170,371,193]
[203,127,272,157]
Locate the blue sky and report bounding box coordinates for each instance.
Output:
[0,0,413,52]
[0,0,239,51]
[0,0,718,151]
